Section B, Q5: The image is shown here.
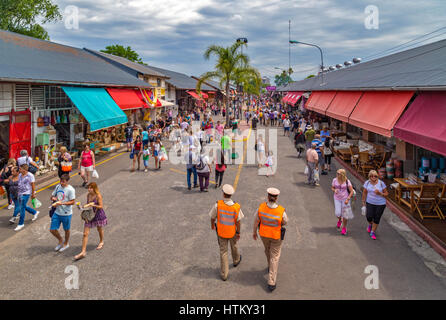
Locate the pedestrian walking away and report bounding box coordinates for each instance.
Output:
[214,149,227,188]
[125,123,134,152]
[79,143,96,186]
[209,184,243,281]
[14,164,40,231]
[331,169,355,235]
[197,149,211,192]
[362,170,389,240]
[74,182,108,260]
[49,174,76,252]
[252,188,288,292]
[185,146,199,190]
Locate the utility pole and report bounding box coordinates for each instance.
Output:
[288,20,291,76]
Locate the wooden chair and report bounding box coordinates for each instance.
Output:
[412,184,442,220]
[433,184,446,219]
[349,146,359,170]
[374,151,392,171]
[358,151,374,177]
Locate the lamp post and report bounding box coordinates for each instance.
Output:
[236,37,248,115]
[289,40,325,85]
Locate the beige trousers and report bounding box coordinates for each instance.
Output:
[218,235,241,280]
[261,236,283,285]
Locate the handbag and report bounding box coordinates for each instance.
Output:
[81,207,96,222]
[49,204,56,218]
[26,158,38,174]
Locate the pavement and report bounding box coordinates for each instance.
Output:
[1,116,446,299]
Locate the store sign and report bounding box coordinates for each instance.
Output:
[266,86,276,91]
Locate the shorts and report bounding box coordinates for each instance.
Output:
[284,127,290,132]
[366,202,386,224]
[126,137,133,144]
[50,213,72,231]
[143,140,149,147]
[143,160,149,167]
[154,150,159,157]
[81,165,94,172]
[149,136,155,143]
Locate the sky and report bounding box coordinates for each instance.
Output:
[44,0,446,84]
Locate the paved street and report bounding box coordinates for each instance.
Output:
[1,119,446,299]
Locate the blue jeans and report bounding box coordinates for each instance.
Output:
[187,167,197,188]
[18,194,37,226]
[11,196,20,218]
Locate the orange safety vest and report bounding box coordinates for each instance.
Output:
[258,202,285,240]
[217,200,240,239]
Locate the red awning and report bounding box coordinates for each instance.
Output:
[326,91,363,122]
[348,91,414,137]
[187,91,204,101]
[288,91,304,105]
[394,92,446,156]
[282,93,291,104]
[106,88,149,110]
[305,92,322,111]
[201,92,209,99]
[306,91,337,115]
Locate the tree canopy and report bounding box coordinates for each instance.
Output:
[274,68,293,87]
[0,0,61,40]
[197,41,262,123]
[101,45,146,65]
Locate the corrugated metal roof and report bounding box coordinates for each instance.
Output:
[147,66,214,91]
[0,30,151,87]
[283,38,446,92]
[84,49,168,78]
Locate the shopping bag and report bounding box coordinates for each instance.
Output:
[342,204,354,219]
[31,198,42,209]
[313,169,319,181]
[361,206,367,216]
[92,170,99,179]
[304,166,309,175]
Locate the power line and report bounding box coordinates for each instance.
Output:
[364,26,446,60]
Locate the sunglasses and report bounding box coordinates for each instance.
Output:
[370,175,378,178]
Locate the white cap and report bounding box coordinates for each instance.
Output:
[222,184,235,195]
[267,187,280,196]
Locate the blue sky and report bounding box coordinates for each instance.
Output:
[45,0,446,84]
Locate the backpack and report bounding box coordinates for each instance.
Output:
[196,156,206,171]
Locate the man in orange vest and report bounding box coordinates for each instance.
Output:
[253,187,288,292]
[209,184,244,281]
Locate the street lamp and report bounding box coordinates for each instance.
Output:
[289,40,325,85]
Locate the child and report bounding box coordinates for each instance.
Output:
[265,151,274,177]
[143,144,150,172]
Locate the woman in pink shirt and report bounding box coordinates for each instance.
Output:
[331,169,354,235]
[79,144,95,188]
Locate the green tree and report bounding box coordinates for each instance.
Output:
[306,74,315,78]
[101,45,146,65]
[0,0,61,40]
[274,68,293,87]
[196,41,262,124]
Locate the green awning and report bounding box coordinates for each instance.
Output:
[62,87,127,131]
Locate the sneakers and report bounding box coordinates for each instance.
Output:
[367,225,372,234]
[14,224,25,232]
[9,217,17,224]
[336,220,342,229]
[58,244,70,252]
[32,211,40,221]
[8,203,14,210]
[55,244,63,251]
[341,227,347,235]
[370,232,377,240]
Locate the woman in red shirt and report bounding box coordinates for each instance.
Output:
[131,135,143,172]
[79,144,95,187]
[214,150,226,188]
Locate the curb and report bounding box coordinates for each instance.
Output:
[334,155,446,260]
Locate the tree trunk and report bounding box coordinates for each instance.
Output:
[225,81,230,127]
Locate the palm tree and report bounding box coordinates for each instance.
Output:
[196,41,261,125]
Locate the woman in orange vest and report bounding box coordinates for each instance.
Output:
[209,184,244,281]
[253,187,288,292]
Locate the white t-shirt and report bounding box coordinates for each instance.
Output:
[283,119,291,128]
[17,156,33,167]
[52,184,76,216]
[197,155,210,173]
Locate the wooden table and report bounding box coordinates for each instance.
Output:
[394,178,422,212]
[336,148,351,161]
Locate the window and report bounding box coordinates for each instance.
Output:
[157,78,161,87]
[0,83,13,113]
[45,86,74,109]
